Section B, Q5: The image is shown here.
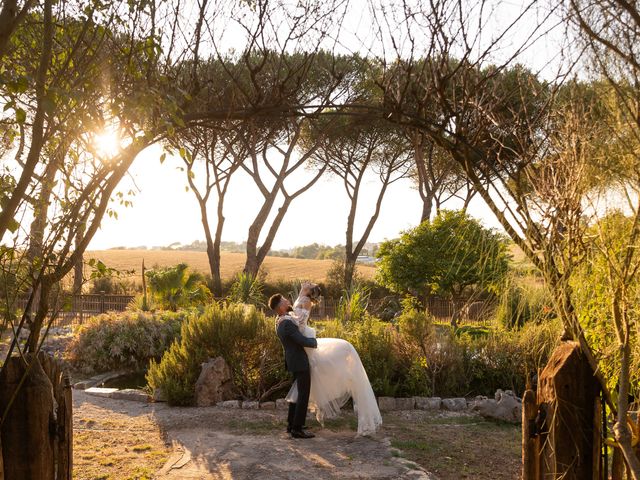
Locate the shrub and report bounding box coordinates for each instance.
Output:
[68,310,187,374]
[227,272,266,306]
[146,263,211,311]
[495,279,553,329]
[336,285,371,324]
[146,302,286,405]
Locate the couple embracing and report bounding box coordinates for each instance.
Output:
[269,283,382,439]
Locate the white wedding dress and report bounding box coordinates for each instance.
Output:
[285,295,382,436]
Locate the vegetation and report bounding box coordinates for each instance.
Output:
[145,263,211,311]
[147,302,286,405]
[68,311,187,374]
[377,210,510,323]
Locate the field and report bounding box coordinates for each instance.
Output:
[85,249,376,283]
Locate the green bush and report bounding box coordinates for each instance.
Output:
[146,263,211,311]
[495,279,553,329]
[68,310,187,374]
[227,272,266,306]
[146,302,286,406]
[336,285,371,324]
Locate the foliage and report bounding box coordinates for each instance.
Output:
[145,263,211,311]
[376,210,510,301]
[336,284,371,324]
[146,302,286,405]
[494,278,553,329]
[227,272,266,306]
[68,310,187,374]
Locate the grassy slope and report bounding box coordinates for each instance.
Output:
[86,249,376,283]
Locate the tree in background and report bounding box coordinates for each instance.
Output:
[305,113,410,289]
[175,124,244,297]
[376,210,510,326]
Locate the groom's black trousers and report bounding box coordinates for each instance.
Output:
[288,370,311,429]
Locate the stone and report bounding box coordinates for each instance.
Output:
[260,401,276,410]
[470,389,522,424]
[220,400,241,408]
[111,389,150,403]
[73,381,90,390]
[414,397,441,410]
[242,401,259,409]
[395,397,415,410]
[377,396,397,411]
[194,356,235,407]
[275,398,289,410]
[84,387,118,398]
[441,397,467,411]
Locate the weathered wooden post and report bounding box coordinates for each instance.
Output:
[522,389,537,480]
[0,354,55,479]
[536,341,601,479]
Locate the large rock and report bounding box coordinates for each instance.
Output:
[470,389,522,423]
[396,397,415,410]
[414,397,441,410]
[194,356,235,407]
[242,401,259,409]
[441,397,467,411]
[377,397,397,411]
[260,401,276,410]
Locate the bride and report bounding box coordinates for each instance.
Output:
[285,283,382,437]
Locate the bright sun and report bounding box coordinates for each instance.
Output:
[94,129,122,159]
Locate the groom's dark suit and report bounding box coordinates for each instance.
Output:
[276,316,317,430]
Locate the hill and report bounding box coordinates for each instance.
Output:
[85,249,376,283]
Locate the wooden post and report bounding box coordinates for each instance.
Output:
[612,447,625,480]
[522,389,537,480]
[57,374,72,479]
[0,354,55,480]
[0,436,4,480]
[536,341,600,480]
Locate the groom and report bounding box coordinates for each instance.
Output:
[269,293,317,439]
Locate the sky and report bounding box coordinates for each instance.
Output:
[87,0,564,251]
[88,144,500,250]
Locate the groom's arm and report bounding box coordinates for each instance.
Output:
[282,320,318,348]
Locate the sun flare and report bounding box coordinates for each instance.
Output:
[93,129,122,159]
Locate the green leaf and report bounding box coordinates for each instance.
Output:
[15,108,26,124]
[7,218,19,233]
[159,152,167,164]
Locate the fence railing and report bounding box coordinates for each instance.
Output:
[10,293,494,327]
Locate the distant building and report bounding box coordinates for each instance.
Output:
[356,255,378,265]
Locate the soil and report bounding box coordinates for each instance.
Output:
[73,391,520,480]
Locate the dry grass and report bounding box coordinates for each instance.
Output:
[73,408,169,480]
[85,249,376,283]
[385,411,521,479]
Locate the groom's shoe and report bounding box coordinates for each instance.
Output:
[286,425,310,434]
[290,428,315,439]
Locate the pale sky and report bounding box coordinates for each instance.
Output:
[88,144,500,250]
[86,0,561,251]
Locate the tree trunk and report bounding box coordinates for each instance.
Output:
[0,354,55,480]
[26,280,51,352]
[344,254,357,291]
[199,199,223,296]
[72,223,84,294]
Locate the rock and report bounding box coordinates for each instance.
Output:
[194,356,235,407]
[220,400,242,408]
[260,401,276,410]
[471,389,522,423]
[377,397,397,411]
[275,399,289,410]
[441,397,467,411]
[73,381,90,390]
[84,387,118,398]
[414,397,441,410]
[111,389,150,403]
[242,401,259,409]
[395,397,415,410]
[152,387,167,402]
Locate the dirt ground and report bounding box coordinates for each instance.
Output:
[73,391,520,480]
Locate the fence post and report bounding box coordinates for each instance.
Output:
[99,291,105,314]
